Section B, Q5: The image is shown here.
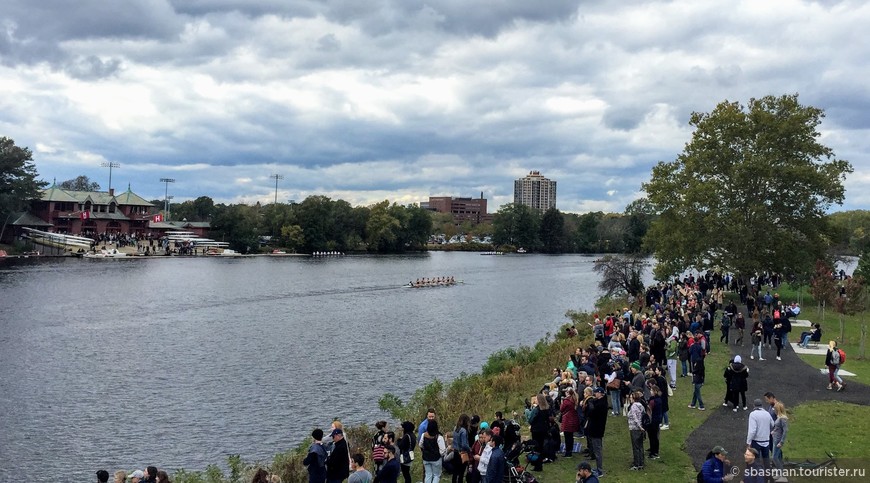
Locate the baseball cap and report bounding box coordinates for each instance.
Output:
[330,428,344,437]
[712,446,728,455]
[128,470,145,479]
[593,386,606,394]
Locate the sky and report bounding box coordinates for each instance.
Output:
[2,0,869,213]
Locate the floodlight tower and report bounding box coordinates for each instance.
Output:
[101,162,120,192]
[160,178,176,220]
[270,174,284,204]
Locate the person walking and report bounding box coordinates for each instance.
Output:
[723,355,749,411]
[825,341,845,391]
[689,354,706,410]
[627,390,646,470]
[750,320,764,361]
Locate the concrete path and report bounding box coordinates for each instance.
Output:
[687,314,870,471]
[790,343,828,355]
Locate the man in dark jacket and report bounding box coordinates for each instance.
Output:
[585,387,608,478]
[724,355,749,411]
[627,332,641,363]
[484,435,506,483]
[327,429,350,483]
[304,428,328,483]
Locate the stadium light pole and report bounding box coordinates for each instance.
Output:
[270,174,284,204]
[160,178,175,220]
[101,162,120,192]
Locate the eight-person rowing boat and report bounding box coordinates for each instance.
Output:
[407,276,460,288]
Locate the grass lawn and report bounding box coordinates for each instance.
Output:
[774,284,870,386]
[537,347,732,483]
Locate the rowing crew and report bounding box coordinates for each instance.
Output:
[409,276,456,287]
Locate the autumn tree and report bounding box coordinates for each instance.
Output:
[643,94,852,280]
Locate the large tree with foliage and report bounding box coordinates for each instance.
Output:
[492,203,540,249]
[593,254,648,299]
[539,207,567,253]
[643,94,852,280]
[1,137,48,240]
[59,175,100,191]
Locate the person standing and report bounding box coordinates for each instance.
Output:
[742,448,765,483]
[470,429,491,483]
[771,402,789,477]
[349,454,373,483]
[689,353,706,410]
[483,435,505,483]
[452,414,471,483]
[525,394,549,472]
[700,446,734,482]
[327,429,351,483]
[374,445,401,483]
[646,385,663,460]
[746,399,774,473]
[627,390,646,470]
[420,419,446,483]
[304,429,329,483]
[398,421,416,483]
[561,387,581,456]
[585,387,608,478]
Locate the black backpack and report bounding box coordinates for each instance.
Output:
[639,400,652,429]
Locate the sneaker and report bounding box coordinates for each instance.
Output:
[722,402,728,406]
[776,356,781,361]
[649,454,660,459]
[759,358,765,361]
[630,466,643,470]
[688,405,696,409]
[743,406,748,411]
[838,383,845,392]
[827,384,833,390]
[733,408,738,412]
[699,407,706,411]
[660,424,670,430]
[594,469,604,477]
[750,355,754,360]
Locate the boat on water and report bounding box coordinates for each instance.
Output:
[481,251,505,255]
[407,277,462,288]
[83,249,128,259]
[516,247,527,253]
[311,251,344,257]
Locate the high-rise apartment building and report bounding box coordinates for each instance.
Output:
[513,171,556,211]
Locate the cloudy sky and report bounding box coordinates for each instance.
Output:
[2,0,868,213]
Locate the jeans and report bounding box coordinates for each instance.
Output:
[681,359,688,376]
[423,460,442,483]
[773,441,784,471]
[667,359,677,385]
[829,365,843,384]
[799,333,811,347]
[630,429,645,467]
[609,389,621,415]
[751,342,763,359]
[590,436,604,471]
[691,383,705,408]
[662,410,669,426]
[751,440,772,472]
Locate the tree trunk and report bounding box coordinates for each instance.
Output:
[840,313,845,343]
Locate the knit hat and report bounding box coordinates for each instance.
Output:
[734,355,742,364]
[630,361,641,371]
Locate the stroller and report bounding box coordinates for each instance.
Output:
[503,440,539,483]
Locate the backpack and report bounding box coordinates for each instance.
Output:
[838,348,846,364]
[721,315,731,328]
[636,400,651,429]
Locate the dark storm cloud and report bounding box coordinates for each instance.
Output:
[0,0,182,66]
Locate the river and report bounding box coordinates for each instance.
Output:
[0,252,639,482]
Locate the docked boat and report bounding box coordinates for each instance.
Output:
[83,249,128,259]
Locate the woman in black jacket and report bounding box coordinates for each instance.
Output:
[397,421,415,483]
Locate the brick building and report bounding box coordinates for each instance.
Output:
[422,195,492,224]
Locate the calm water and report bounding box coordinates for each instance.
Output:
[0,252,637,482]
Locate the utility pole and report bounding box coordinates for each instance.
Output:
[101,162,120,192]
[160,178,175,220]
[270,174,284,204]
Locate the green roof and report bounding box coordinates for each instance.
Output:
[10,212,53,227]
[39,184,153,207]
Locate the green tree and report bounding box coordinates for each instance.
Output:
[573,212,602,253]
[810,259,839,323]
[1,137,48,240]
[492,203,540,249]
[405,205,433,250]
[643,94,853,279]
[280,224,305,252]
[856,249,870,282]
[210,204,261,253]
[59,175,100,191]
[539,207,567,253]
[366,200,401,252]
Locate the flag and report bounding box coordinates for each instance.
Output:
[80,211,90,220]
[152,214,163,223]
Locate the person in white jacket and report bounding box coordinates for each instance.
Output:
[476,430,493,480]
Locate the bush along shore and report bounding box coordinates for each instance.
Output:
[168,303,611,483]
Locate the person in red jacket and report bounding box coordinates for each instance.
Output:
[560,388,581,456]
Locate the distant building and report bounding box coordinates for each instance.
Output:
[513,170,556,211]
[422,194,492,224]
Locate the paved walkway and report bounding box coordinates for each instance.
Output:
[687,320,870,471]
